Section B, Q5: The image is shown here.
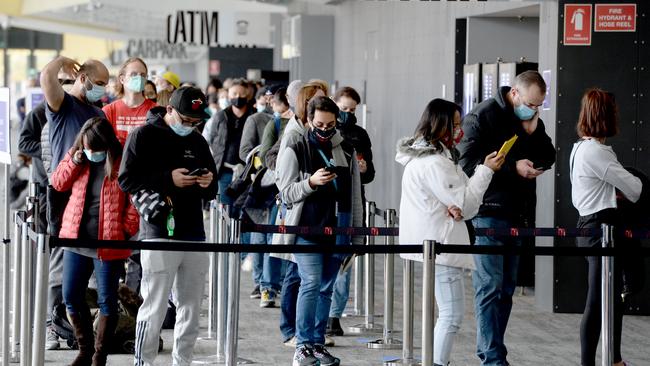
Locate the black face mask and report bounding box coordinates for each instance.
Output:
[230,97,248,109]
[337,111,357,128]
[310,127,336,143]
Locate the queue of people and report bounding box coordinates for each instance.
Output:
[14,54,643,366]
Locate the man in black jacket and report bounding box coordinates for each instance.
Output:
[118,87,217,366]
[457,71,555,366]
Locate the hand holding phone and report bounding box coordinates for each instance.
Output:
[189,168,209,176]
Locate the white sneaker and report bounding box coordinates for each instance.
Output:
[283,336,297,347]
[241,255,254,272]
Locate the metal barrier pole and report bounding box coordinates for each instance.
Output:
[193,204,229,365]
[601,224,614,366]
[10,212,22,363]
[20,189,37,366]
[30,233,48,366]
[368,209,400,350]
[349,201,382,333]
[421,240,436,366]
[2,164,10,366]
[384,259,420,366]
[343,254,364,318]
[199,200,219,341]
[224,219,252,366]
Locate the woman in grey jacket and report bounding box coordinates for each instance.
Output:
[275,96,362,366]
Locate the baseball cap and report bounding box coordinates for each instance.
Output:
[162,71,181,89]
[169,87,211,120]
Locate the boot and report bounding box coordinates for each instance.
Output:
[92,314,118,366]
[326,317,344,336]
[67,311,95,366]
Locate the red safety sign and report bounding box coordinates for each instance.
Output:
[595,4,636,32]
[209,60,221,76]
[564,4,592,46]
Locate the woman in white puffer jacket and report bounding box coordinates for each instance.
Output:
[396,98,504,366]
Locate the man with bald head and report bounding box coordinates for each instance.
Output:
[41,56,109,169]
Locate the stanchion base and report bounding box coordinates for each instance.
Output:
[367,338,402,350]
[383,357,421,366]
[348,323,383,334]
[196,333,217,341]
[192,356,254,365]
[8,354,20,363]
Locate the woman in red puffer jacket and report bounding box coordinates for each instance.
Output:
[51,117,138,366]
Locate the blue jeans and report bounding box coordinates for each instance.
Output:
[250,232,283,291]
[280,260,301,342]
[217,171,233,207]
[294,237,341,347]
[62,250,123,316]
[472,217,520,366]
[329,268,351,318]
[435,265,465,366]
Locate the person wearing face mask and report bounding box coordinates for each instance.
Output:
[259,87,293,160]
[397,99,504,366]
[239,86,275,161]
[202,78,253,207]
[144,80,157,103]
[118,87,217,366]
[326,86,376,336]
[275,96,363,366]
[103,58,157,145]
[51,117,139,366]
[40,56,109,171]
[207,92,219,117]
[456,70,555,366]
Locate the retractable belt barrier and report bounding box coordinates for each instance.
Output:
[4,195,648,366]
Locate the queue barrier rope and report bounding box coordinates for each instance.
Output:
[47,238,650,257]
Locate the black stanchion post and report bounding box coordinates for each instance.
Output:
[224,218,252,366]
[10,212,22,362]
[422,240,435,366]
[193,203,229,365]
[384,258,420,366]
[601,224,614,366]
[350,201,382,334]
[368,208,401,350]
[2,162,10,366]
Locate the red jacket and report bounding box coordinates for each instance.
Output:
[51,149,139,260]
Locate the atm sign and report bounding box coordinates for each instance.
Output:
[595,4,636,32]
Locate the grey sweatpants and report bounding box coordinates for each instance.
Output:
[134,242,208,366]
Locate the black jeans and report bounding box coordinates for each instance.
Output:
[577,209,624,366]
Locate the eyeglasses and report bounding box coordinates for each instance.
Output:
[175,110,202,127]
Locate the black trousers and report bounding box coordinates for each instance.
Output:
[577,209,624,366]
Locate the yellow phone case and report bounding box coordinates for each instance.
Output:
[498,135,518,156]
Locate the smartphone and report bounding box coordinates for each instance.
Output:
[534,166,551,171]
[324,166,337,174]
[189,168,209,176]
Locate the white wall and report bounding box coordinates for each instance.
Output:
[218,12,273,47]
[466,17,540,64]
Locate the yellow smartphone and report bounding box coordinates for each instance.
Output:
[498,135,518,157]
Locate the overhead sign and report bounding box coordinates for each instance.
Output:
[25,87,44,115]
[127,39,189,60]
[595,4,636,32]
[167,11,219,46]
[209,60,221,76]
[0,88,10,165]
[564,4,592,46]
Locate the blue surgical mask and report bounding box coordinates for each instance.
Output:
[125,75,145,93]
[337,111,357,128]
[514,103,536,121]
[170,120,194,137]
[256,105,267,114]
[83,149,106,163]
[84,78,106,103]
[218,98,229,110]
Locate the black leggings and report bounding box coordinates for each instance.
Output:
[577,210,624,366]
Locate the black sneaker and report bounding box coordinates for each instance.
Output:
[292,345,319,366]
[313,345,340,366]
[326,317,344,336]
[250,285,261,299]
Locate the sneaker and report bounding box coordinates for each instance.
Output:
[325,317,344,336]
[250,285,261,299]
[283,336,297,348]
[260,289,277,308]
[293,345,319,366]
[324,335,335,347]
[241,255,254,272]
[312,344,340,366]
[45,326,60,350]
